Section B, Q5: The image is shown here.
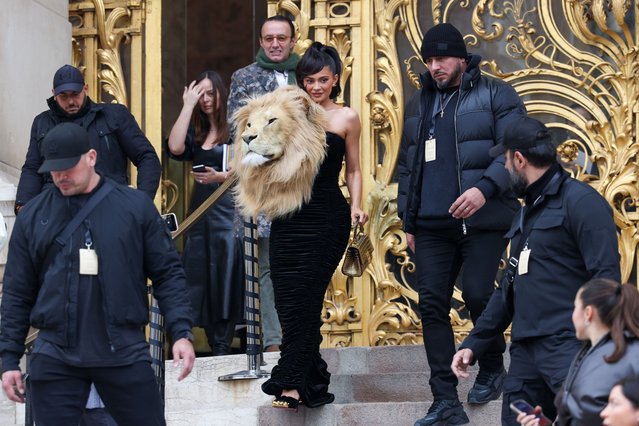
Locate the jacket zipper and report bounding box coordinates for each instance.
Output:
[454,77,466,235]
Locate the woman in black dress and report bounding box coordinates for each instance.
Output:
[167,71,243,355]
[262,42,368,409]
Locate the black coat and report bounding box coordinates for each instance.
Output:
[461,169,621,357]
[16,97,161,208]
[0,179,193,371]
[397,54,525,233]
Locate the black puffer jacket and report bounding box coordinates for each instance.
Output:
[16,97,161,208]
[0,179,193,371]
[397,54,525,233]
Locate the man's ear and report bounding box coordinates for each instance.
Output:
[513,151,526,168]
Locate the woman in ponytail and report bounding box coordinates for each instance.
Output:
[518,279,639,425]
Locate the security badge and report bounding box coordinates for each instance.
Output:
[79,242,98,275]
[518,246,531,275]
[425,138,436,162]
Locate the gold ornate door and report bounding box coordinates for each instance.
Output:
[68,0,164,209]
[267,0,639,348]
[69,0,638,348]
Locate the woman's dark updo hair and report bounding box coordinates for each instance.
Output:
[579,278,639,362]
[618,376,639,408]
[295,41,343,99]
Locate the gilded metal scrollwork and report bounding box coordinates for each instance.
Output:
[268,0,639,349]
[69,0,139,106]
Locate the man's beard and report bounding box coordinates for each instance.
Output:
[509,169,528,198]
[435,63,462,90]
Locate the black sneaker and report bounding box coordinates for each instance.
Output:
[414,399,470,426]
[467,366,506,404]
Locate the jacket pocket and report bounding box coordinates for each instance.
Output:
[529,214,565,259]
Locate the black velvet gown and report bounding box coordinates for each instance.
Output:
[261,132,351,407]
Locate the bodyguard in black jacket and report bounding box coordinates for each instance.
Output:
[399,24,526,426]
[15,64,161,213]
[452,117,620,426]
[0,123,194,425]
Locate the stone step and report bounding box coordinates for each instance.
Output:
[164,344,508,425]
[257,400,503,426]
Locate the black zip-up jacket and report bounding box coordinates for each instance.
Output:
[460,168,620,357]
[0,179,193,371]
[397,54,525,233]
[16,97,161,209]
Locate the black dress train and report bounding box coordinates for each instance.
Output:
[261,132,351,407]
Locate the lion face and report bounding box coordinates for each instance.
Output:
[239,106,289,167]
[233,86,328,219]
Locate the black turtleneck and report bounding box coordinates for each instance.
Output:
[524,162,561,207]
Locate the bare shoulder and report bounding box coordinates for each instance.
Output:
[341,106,360,121]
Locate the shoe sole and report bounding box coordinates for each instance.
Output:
[430,414,470,426]
[417,410,470,426]
[467,387,503,404]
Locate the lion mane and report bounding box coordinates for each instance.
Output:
[232,85,328,219]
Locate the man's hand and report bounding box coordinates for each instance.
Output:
[449,187,486,219]
[2,370,25,403]
[406,232,415,253]
[451,348,474,378]
[172,338,196,381]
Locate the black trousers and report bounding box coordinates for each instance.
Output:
[415,227,507,400]
[29,354,165,426]
[501,334,581,425]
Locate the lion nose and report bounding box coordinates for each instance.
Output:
[242,134,257,144]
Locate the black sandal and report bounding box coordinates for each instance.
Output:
[272,395,303,412]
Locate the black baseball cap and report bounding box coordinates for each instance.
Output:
[489,116,553,157]
[38,123,91,173]
[53,64,85,95]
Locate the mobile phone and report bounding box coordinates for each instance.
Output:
[509,399,552,426]
[192,164,207,173]
[12,373,29,398]
[161,213,178,232]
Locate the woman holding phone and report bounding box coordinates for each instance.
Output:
[517,279,639,426]
[167,70,243,356]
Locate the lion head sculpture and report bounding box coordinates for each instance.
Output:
[232,85,328,219]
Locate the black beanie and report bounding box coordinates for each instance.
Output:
[420,23,468,61]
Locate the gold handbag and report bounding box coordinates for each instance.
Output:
[341,222,374,277]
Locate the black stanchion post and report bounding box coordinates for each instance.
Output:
[149,295,166,399]
[218,218,269,381]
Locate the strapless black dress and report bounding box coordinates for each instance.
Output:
[261,132,351,406]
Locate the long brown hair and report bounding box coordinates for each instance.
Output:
[190,70,229,146]
[579,278,639,362]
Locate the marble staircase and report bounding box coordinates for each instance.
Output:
[165,344,505,425]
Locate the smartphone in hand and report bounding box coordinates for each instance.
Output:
[161,213,178,232]
[192,164,207,173]
[509,399,552,426]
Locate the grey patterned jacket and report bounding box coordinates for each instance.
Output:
[228,62,281,237]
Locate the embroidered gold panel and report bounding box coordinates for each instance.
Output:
[266,0,639,348]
